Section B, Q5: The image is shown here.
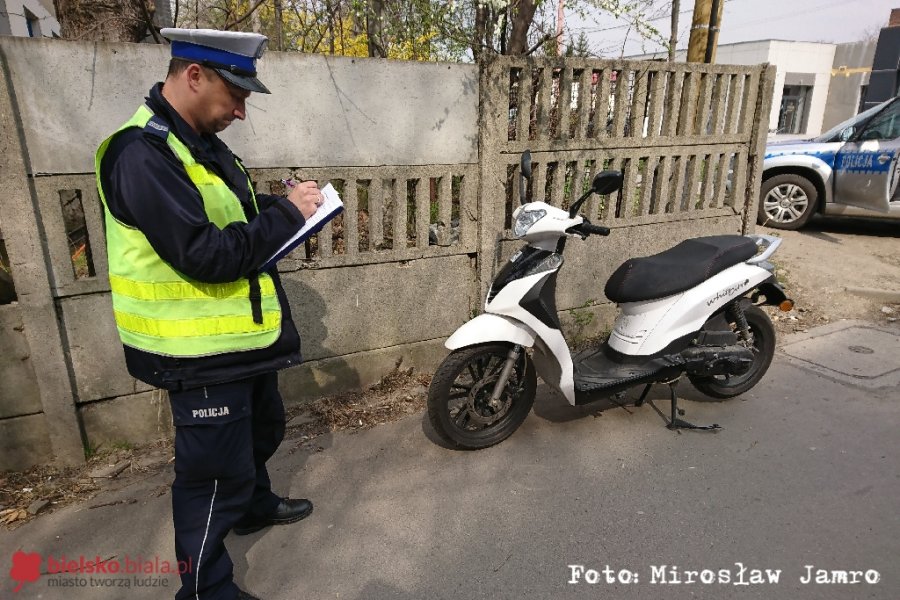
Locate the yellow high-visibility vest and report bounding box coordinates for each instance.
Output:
[95,105,281,357]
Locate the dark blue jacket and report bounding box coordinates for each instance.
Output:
[99,83,304,391]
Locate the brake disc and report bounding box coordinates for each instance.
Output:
[464,376,512,426]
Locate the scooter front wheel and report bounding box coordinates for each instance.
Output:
[427,343,536,450]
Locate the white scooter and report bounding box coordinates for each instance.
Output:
[427,151,793,449]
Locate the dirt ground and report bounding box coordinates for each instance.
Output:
[2,213,898,528]
[758,214,900,333]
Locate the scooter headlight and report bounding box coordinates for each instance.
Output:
[513,208,546,237]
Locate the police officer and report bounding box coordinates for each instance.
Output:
[95,28,319,600]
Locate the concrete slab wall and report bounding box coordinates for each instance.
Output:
[58,294,155,403]
[0,305,42,419]
[279,256,477,362]
[0,413,52,471]
[79,391,173,450]
[0,36,478,173]
[0,38,772,471]
[0,38,86,469]
[57,255,477,405]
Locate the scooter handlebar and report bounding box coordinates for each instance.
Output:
[568,221,611,238]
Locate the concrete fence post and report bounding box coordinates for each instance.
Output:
[0,47,85,466]
[476,56,506,303]
[743,63,777,234]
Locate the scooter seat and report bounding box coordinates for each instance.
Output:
[604,235,758,303]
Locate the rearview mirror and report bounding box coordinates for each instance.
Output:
[591,170,624,196]
[519,150,532,205]
[520,150,532,178]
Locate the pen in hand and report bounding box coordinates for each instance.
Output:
[284,179,323,220]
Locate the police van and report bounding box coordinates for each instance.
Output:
[759,96,900,229]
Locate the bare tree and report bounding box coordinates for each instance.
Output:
[161,0,663,61]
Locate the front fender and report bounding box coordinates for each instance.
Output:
[445,314,536,350]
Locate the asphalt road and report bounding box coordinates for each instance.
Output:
[3,321,899,600]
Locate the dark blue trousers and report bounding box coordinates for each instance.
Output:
[169,372,285,600]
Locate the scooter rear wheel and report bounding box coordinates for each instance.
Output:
[688,304,776,400]
[427,343,536,449]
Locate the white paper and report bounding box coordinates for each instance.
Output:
[262,182,344,270]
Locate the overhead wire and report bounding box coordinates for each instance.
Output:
[571,0,851,57]
[570,0,742,35]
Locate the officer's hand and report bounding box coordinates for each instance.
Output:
[287,180,322,221]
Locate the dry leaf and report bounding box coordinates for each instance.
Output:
[1,508,27,524]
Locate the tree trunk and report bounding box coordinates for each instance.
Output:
[506,0,537,56]
[668,0,679,61]
[54,0,155,42]
[274,0,283,50]
[251,0,262,33]
[367,0,386,58]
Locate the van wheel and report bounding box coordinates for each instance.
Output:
[757,174,817,230]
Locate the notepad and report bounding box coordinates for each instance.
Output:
[261,183,344,271]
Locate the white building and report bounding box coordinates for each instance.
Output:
[716,41,836,136]
[0,0,60,37]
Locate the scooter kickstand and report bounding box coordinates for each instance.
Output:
[644,381,720,432]
[665,381,720,432]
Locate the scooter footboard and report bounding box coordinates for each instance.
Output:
[445,313,536,350]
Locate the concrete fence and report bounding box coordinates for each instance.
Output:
[0,37,774,471]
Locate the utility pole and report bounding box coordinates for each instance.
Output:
[668,0,680,61]
[687,0,711,62]
[704,0,723,63]
[687,0,723,63]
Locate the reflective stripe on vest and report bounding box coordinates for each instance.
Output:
[95,105,281,357]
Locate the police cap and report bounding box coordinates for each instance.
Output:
[160,28,271,94]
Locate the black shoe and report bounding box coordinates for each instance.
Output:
[233,498,313,536]
[237,589,262,600]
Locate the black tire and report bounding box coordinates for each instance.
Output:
[688,305,776,400]
[427,343,536,450]
[757,173,818,230]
